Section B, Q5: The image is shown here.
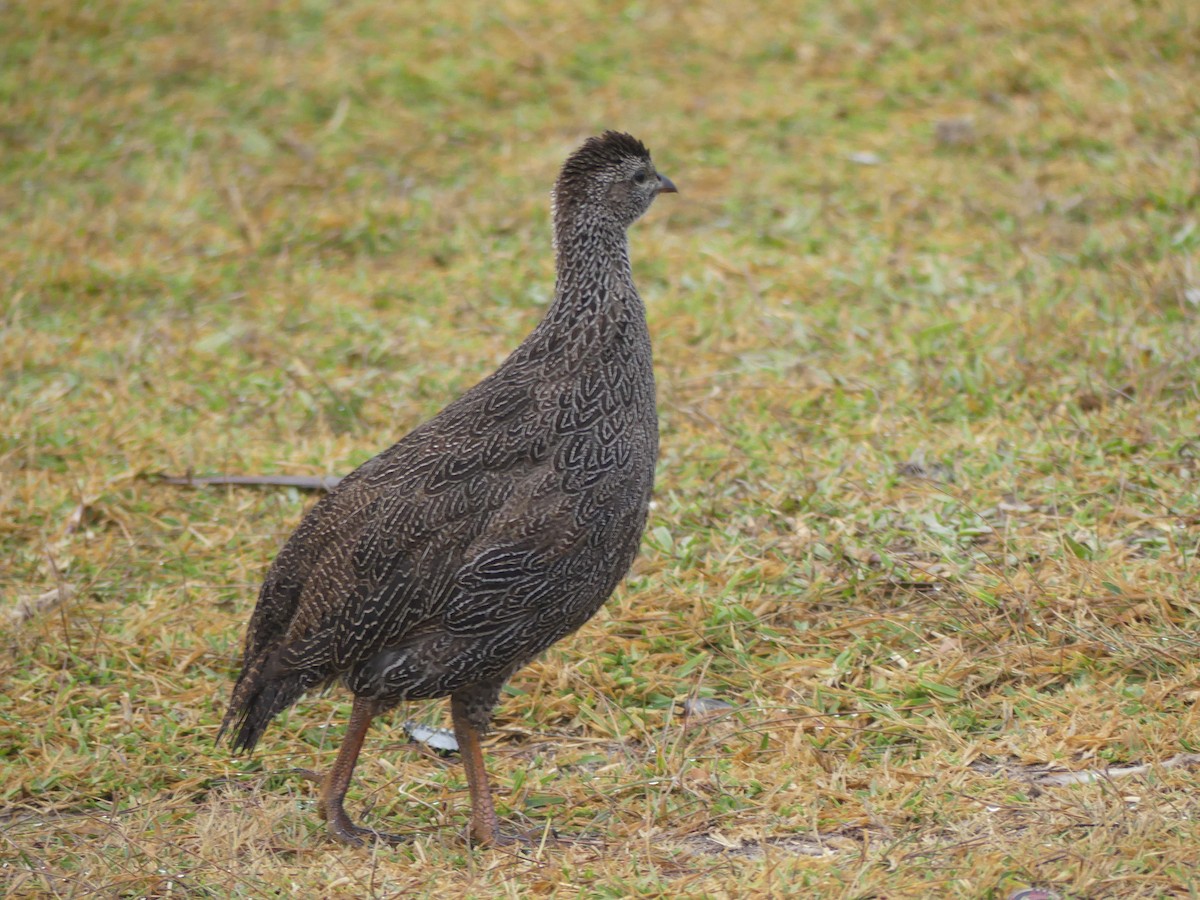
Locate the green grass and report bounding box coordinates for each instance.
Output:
[3,0,1199,896]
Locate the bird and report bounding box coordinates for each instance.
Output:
[218,131,677,847]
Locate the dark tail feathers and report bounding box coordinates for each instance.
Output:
[217,660,310,754]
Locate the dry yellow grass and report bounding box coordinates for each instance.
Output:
[3,0,1199,896]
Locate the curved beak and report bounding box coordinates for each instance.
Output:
[657,173,678,194]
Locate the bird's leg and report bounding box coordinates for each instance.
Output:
[318,695,406,846]
[449,690,513,847]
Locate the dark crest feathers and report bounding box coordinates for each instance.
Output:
[555,131,652,197]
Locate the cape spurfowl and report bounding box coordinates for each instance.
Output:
[219,131,676,846]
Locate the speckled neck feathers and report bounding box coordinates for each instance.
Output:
[538,132,657,359]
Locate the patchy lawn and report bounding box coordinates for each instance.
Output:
[3,0,1198,896]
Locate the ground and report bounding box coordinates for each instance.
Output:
[2,0,1199,897]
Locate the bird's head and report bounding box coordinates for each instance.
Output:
[552,131,677,231]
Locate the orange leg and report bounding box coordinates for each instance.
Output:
[318,695,405,845]
[449,693,512,847]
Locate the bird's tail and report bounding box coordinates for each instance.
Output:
[217,656,311,754]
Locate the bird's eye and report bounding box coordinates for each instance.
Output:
[633,170,649,185]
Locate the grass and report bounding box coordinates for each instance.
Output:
[2,0,1198,896]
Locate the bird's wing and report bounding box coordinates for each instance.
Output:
[249,372,548,676]
[439,458,647,640]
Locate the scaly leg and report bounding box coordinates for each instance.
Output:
[450,691,515,846]
[318,695,406,845]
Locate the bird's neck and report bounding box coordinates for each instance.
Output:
[499,216,652,378]
[546,217,639,327]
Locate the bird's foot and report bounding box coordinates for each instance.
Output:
[465,825,543,850]
[327,819,410,847]
[319,799,408,847]
[466,822,599,850]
